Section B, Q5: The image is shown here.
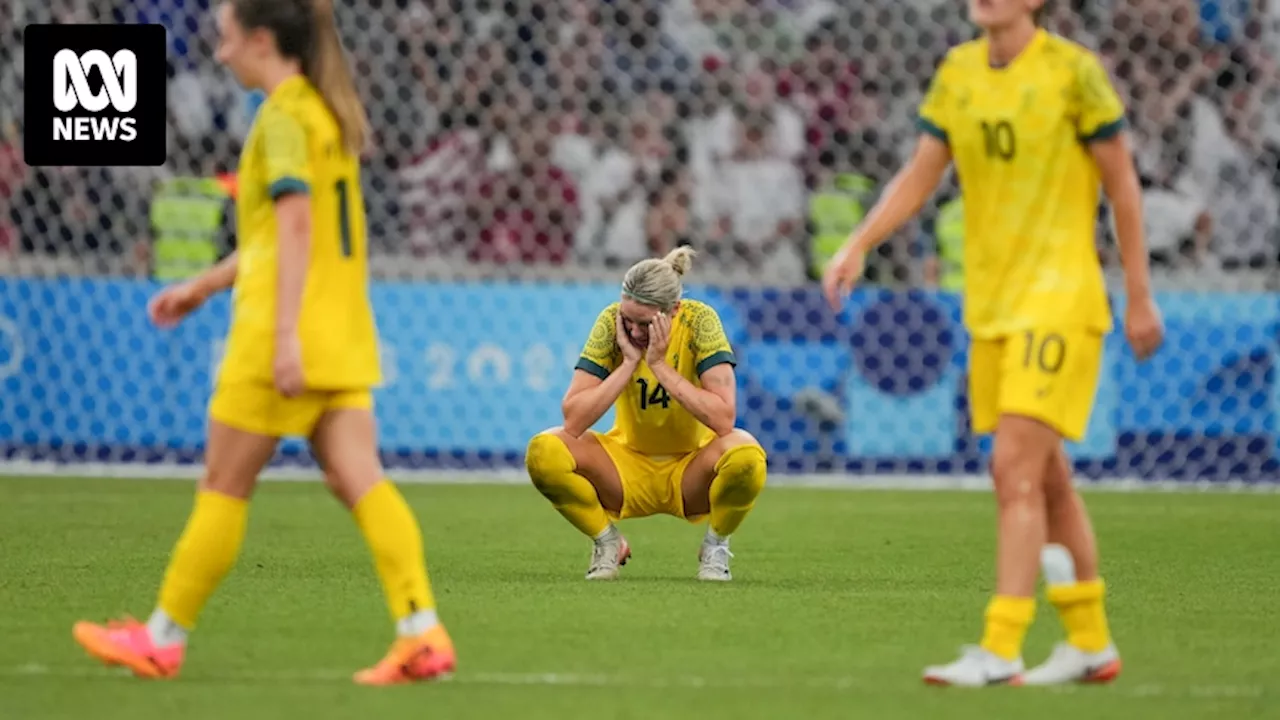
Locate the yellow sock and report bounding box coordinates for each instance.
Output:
[1047,578,1111,653]
[157,490,249,629]
[525,433,610,538]
[980,595,1036,661]
[353,481,436,621]
[708,445,767,537]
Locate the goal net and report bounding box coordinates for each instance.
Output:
[2,0,1278,485]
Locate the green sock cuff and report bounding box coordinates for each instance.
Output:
[1047,578,1106,606]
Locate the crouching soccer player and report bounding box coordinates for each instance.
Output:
[526,247,767,581]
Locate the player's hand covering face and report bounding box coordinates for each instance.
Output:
[618,298,663,348]
[644,312,672,367]
[615,310,643,364]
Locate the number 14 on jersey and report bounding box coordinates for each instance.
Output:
[636,378,671,410]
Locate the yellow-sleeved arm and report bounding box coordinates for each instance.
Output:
[260,105,313,200]
[688,304,736,377]
[574,303,621,380]
[1074,51,1127,143]
[917,54,956,144]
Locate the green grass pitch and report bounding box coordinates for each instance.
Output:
[1,477,1276,719]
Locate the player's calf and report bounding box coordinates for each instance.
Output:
[692,439,766,582]
[1027,544,1122,685]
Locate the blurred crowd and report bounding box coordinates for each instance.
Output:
[1,0,1278,285]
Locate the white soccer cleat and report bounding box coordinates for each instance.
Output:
[1022,642,1122,685]
[696,542,733,582]
[923,646,1025,687]
[585,534,630,580]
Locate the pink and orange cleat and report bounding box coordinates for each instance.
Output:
[354,624,457,686]
[72,617,185,679]
[72,616,455,686]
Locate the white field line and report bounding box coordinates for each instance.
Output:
[1,462,1279,494]
[0,663,1268,700]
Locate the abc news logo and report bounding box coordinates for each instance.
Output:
[24,24,166,167]
[54,49,140,142]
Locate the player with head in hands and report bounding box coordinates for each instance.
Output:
[526,247,767,582]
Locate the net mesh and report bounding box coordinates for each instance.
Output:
[2,0,1279,482]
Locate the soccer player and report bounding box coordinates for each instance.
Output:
[526,248,767,581]
[822,0,1164,687]
[72,0,455,685]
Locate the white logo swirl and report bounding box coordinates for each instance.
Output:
[53,49,138,113]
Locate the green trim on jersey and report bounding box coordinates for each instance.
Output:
[575,358,611,381]
[696,351,737,377]
[268,177,310,200]
[1080,117,1126,143]
[917,116,948,143]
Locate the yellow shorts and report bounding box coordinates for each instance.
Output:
[209,382,374,438]
[969,328,1104,442]
[591,431,714,522]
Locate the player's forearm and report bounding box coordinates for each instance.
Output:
[848,156,945,258]
[191,252,238,298]
[1105,165,1153,300]
[562,361,637,437]
[650,363,735,436]
[275,225,311,340]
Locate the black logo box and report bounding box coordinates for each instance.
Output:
[24,24,168,167]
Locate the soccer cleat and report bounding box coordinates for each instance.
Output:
[72,617,185,679]
[585,534,631,580]
[1022,642,1122,685]
[353,624,457,686]
[696,542,733,582]
[923,645,1025,687]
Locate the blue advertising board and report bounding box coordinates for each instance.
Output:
[1,278,1277,482]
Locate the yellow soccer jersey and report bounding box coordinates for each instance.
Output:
[918,30,1123,338]
[219,75,380,390]
[576,300,736,456]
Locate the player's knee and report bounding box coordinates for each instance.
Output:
[525,430,575,495]
[990,445,1049,510]
[200,465,255,500]
[713,442,768,503]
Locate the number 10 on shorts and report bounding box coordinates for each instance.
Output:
[1023,331,1066,375]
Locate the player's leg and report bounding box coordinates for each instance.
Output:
[1022,445,1121,684]
[525,427,632,580]
[308,400,455,685]
[924,337,1037,686]
[1025,331,1121,684]
[73,419,278,679]
[678,430,767,581]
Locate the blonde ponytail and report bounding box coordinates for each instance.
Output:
[662,246,696,277]
[622,247,697,311]
[305,0,368,155]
